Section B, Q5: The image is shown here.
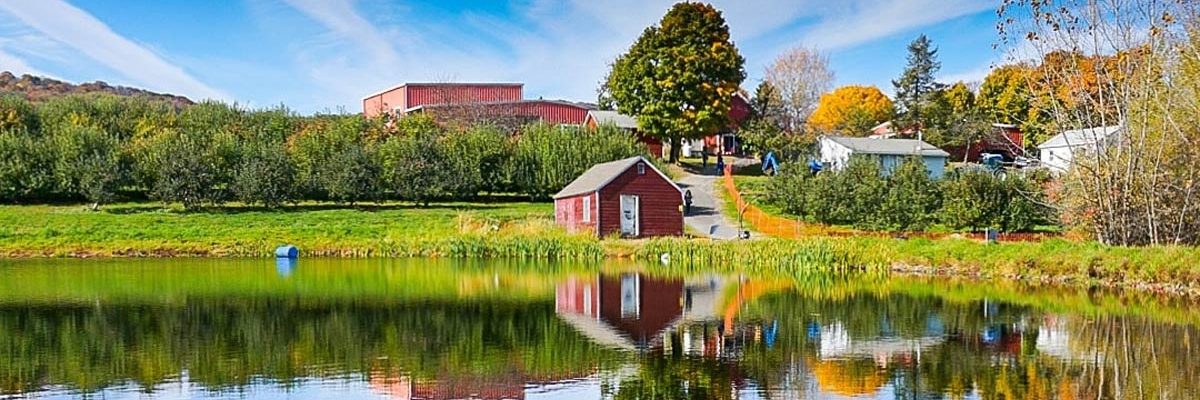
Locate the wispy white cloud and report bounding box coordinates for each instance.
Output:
[280,0,404,68]
[0,0,226,100]
[276,0,999,111]
[799,0,994,50]
[0,48,46,77]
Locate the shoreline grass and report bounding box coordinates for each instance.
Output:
[1,202,1199,296]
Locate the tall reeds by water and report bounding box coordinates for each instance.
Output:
[637,238,888,275]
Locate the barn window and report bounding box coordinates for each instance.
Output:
[581,196,591,222]
[637,163,646,175]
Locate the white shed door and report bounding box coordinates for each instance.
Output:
[620,195,640,237]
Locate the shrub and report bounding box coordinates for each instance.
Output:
[765,157,1053,232]
[0,94,39,133]
[878,157,941,231]
[836,157,887,228]
[326,143,381,205]
[443,125,512,196]
[509,124,645,199]
[939,168,1053,232]
[232,143,296,208]
[52,125,122,207]
[149,131,235,209]
[0,130,55,200]
[379,130,448,205]
[939,169,1009,230]
[289,115,378,202]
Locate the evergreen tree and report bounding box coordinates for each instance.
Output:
[892,35,943,133]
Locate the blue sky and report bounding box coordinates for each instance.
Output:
[0,0,1004,114]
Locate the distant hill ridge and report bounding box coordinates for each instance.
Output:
[0,71,193,107]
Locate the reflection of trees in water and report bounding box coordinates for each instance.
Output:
[731,292,1200,399]
[3,281,1199,399]
[0,299,621,396]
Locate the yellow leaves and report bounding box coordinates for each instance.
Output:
[809,85,895,134]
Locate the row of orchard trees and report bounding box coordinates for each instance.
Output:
[766,158,1054,232]
[0,94,647,209]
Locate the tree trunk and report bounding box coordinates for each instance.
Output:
[669,135,682,163]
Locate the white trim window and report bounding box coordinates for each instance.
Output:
[581,196,591,223]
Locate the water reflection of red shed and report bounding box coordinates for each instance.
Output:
[555,273,683,350]
[369,373,526,400]
[598,274,683,347]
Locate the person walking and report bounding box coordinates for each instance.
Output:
[715,154,726,176]
[683,189,693,215]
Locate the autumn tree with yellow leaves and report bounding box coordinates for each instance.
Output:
[808,85,895,135]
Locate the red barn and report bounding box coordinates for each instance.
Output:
[362,82,523,119]
[363,82,595,131]
[553,156,682,237]
[413,99,593,126]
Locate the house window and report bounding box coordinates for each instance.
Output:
[637,163,646,175]
[581,196,591,223]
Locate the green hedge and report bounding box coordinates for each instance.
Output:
[765,156,1055,232]
[0,93,648,208]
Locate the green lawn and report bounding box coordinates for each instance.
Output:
[3,200,1200,295]
[0,201,605,258]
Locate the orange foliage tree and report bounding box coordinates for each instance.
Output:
[808,85,895,135]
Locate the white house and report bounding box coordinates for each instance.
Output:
[818,136,950,178]
[1037,125,1122,173]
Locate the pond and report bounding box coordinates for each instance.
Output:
[0,258,1198,399]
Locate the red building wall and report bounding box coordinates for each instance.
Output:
[513,101,590,125]
[406,84,523,109]
[597,162,683,237]
[362,83,523,118]
[554,193,598,235]
[362,88,406,119]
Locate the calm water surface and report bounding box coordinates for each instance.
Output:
[1,258,1198,399]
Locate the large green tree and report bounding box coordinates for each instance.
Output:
[601,2,746,162]
[892,34,943,132]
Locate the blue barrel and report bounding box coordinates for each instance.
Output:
[275,245,299,259]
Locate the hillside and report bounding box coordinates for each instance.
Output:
[0,71,193,107]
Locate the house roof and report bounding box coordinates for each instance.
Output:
[1037,125,1122,149]
[553,156,681,199]
[585,110,638,129]
[823,136,950,157]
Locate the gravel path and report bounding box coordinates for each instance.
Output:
[676,167,745,240]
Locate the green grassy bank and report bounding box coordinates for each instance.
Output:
[1,202,1199,294]
[0,202,603,259]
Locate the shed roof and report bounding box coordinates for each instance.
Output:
[585,110,638,129]
[1037,125,1122,149]
[553,156,680,199]
[824,136,950,157]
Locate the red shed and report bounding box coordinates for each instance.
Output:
[553,156,683,238]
